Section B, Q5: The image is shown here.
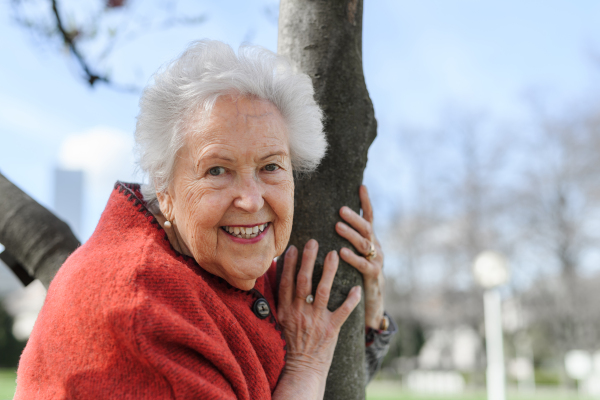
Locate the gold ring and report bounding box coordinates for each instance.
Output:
[365,241,376,261]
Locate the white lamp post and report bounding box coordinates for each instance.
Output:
[565,350,592,394]
[473,251,510,400]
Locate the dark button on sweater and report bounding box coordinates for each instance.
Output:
[253,298,270,319]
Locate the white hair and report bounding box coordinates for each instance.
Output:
[135,39,326,208]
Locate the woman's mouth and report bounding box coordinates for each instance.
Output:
[221,222,270,239]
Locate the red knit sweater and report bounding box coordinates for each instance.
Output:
[15,182,287,399]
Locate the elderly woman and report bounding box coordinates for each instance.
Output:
[15,40,395,399]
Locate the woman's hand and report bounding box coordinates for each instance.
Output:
[273,240,361,400]
[336,185,385,330]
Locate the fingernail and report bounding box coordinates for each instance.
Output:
[286,245,297,257]
[306,239,317,249]
[337,222,347,231]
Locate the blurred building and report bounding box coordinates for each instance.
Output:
[53,168,83,240]
[418,325,481,371]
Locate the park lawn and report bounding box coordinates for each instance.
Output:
[0,372,591,400]
[366,380,595,400]
[367,381,485,400]
[366,380,597,400]
[0,369,16,400]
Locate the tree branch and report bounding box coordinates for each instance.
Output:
[0,172,80,288]
[0,250,34,286]
[50,0,107,87]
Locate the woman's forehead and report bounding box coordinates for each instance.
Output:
[184,98,290,161]
[211,96,283,125]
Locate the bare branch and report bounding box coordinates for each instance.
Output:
[50,0,107,86]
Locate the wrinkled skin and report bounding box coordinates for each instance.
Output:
[157,95,294,290]
[156,95,385,399]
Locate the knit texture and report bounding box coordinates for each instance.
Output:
[15,182,286,400]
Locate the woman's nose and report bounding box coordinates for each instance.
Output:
[233,175,264,213]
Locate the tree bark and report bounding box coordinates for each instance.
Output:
[0,172,80,288]
[278,1,377,398]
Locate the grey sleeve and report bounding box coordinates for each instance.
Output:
[365,312,398,384]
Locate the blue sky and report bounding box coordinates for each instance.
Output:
[1,0,600,243]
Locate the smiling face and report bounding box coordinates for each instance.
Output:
[157,95,294,290]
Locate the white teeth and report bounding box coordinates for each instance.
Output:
[223,223,269,239]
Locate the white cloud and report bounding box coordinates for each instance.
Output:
[58,126,137,187]
[58,126,139,240]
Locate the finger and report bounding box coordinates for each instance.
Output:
[339,206,372,240]
[331,286,362,328]
[279,246,298,308]
[314,251,339,309]
[339,247,374,276]
[336,222,373,256]
[360,185,374,223]
[296,239,318,299]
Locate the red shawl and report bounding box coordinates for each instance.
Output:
[15,182,286,399]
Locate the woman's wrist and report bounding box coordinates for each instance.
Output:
[363,267,385,328]
[272,367,327,400]
[365,313,384,330]
[363,276,385,329]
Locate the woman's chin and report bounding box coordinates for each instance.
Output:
[213,256,274,291]
[227,277,258,291]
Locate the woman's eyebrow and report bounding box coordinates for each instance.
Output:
[198,150,236,163]
[260,150,288,161]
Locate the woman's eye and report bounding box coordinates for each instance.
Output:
[264,164,279,172]
[208,167,225,176]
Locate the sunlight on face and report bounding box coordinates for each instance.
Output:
[164,95,294,290]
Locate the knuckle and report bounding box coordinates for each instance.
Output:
[280,275,291,288]
[316,285,330,299]
[296,273,309,288]
[360,258,370,271]
[277,309,289,324]
[365,222,373,236]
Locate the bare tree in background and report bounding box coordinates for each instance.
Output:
[390,113,513,319]
[517,107,600,371]
[382,111,522,379]
[10,0,206,89]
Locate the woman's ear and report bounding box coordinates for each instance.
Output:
[156,189,174,221]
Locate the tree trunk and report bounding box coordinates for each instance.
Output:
[278,1,377,398]
[0,172,80,288]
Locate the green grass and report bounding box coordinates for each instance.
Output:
[366,380,591,400]
[0,369,16,400]
[0,371,586,400]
